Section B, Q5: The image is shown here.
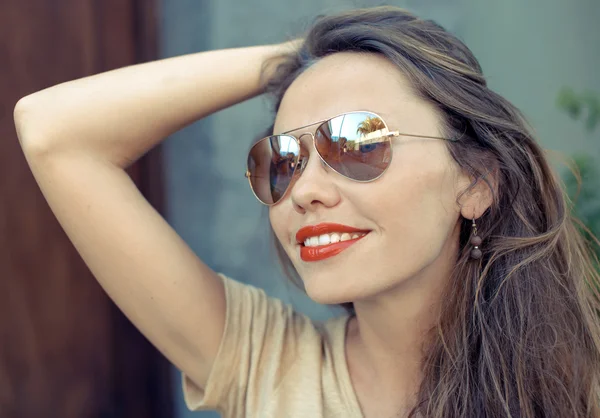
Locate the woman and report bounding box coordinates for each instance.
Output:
[14,6,600,418]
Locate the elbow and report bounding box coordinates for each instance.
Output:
[14,94,54,158]
[14,95,32,145]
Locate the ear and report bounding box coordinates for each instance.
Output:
[458,165,497,220]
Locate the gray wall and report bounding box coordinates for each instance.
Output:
[159,1,599,416]
[461,0,600,159]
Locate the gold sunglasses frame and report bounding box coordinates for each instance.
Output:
[245,110,455,206]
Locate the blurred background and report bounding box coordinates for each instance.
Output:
[1,0,598,417]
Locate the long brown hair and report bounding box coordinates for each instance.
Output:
[261,6,600,417]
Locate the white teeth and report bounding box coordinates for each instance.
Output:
[318,234,331,245]
[301,231,367,247]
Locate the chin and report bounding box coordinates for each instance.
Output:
[305,290,354,306]
[300,271,368,306]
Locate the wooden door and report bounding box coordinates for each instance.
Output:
[0,1,171,417]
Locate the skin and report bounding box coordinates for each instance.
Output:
[269,52,492,416]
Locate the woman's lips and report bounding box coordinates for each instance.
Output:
[300,234,367,262]
[295,223,369,243]
[295,223,370,262]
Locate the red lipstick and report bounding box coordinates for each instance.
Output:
[296,223,369,262]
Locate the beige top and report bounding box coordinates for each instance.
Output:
[182,273,362,417]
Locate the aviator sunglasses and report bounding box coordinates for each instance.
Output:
[245,111,456,205]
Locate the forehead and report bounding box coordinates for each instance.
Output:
[273,52,438,135]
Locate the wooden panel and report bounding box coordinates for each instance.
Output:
[0,1,171,417]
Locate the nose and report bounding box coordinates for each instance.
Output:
[290,134,341,213]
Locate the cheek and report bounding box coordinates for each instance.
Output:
[360,144,460,255]
[375,144,455,206]
[268,202,293,247]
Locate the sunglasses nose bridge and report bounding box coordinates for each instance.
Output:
[297,132,315,144]
[295,132,316,172]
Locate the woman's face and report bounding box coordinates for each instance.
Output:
[269,52,471,305]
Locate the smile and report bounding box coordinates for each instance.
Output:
[295,223,370,262]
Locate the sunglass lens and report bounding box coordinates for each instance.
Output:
[247,135,300,204]
[315,112,391,181]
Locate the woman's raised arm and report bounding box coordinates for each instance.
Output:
[13,41,297,390]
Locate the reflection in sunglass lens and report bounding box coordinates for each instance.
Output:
[247,135,300,205]
[315,112,391,181]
